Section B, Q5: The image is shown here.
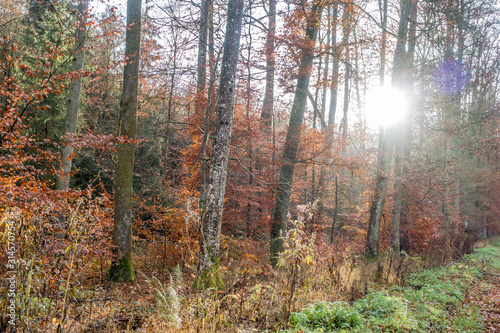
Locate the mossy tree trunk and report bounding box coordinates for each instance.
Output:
[270,2,323,266]
[57,0,88,190]
[109,0,142,282]
[195,0,244,289]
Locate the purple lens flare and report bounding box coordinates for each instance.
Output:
[433,60,470,94]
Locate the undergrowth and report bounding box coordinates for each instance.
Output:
[2,194,497,333]
[285,240,500,333]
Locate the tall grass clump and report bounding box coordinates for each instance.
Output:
[143,265,183,329]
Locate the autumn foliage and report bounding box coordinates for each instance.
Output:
[0,0,499,331]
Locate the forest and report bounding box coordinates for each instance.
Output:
[0,0,499,331]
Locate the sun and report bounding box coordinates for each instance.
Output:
[364,86,409,128]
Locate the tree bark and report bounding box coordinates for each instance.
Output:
[379,0,388,85]
[340,2,352,143]
[261,0,276,128]
[321,6,330,125]
[57,0,88,190]
[197,0,210,95]
[195,0,244,289]
[328,3,339,126]
[366,127,393,260]
[195,0,211,118]
[270,2,323,266]
[109,0,142,282]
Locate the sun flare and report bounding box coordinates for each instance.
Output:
[365,86,409,128]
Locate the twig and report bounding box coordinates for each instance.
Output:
[170,121,205,134]
[445,260,462,269]
[73,297,117,303]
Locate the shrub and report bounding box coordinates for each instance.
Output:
[289,301,362,331]
[354,291,417,331]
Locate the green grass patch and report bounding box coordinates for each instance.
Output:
[289,301,362,331]
[471,241,500,271]
[284,241,500,332]
[285,291,418,332]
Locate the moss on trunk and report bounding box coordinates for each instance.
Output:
[110,0,141,283]
[193,257,224,289]
[109,252,136,282]
[195,0,244,289]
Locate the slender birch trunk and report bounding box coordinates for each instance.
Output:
[195,0,244,288]
[57,0,88,190]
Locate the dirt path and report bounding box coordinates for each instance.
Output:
[465,240,500,332]
[466,275,500,332]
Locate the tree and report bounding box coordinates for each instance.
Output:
[57,0,89,190]
[261,0,276,128]
[365,0,412,260]
[270,1,323,265]
[195,0,244,289]
[390,0,418,254]
[109,0,142,282]
[196,0,210,116]
[328,3,339,126]
[379,0,388,85]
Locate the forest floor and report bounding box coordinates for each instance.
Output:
[35,238,500,332]
[462,239,500,332]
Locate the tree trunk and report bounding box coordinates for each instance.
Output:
[195,0,210,117]
[365,0,412,260]
[379,0,388,85]
[366,127,393,260]
[109,0,142,282]
[330,174,338,242]
[197,0,210,94]
[328,3,339,126]
[321,6,330,125]
[390,139,404,253]
[270,2,323,266]
[315,3,338,238]
[391,0,418,253]
[195,0,244,289]
[339,2,352,143]
[57,0,88,190]
[261,0,276,128]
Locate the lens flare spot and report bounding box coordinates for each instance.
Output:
[365,86,409,128]
[433,60,470,94]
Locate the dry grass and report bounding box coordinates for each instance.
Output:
[36,248,417,333]
[0,209,438,333]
